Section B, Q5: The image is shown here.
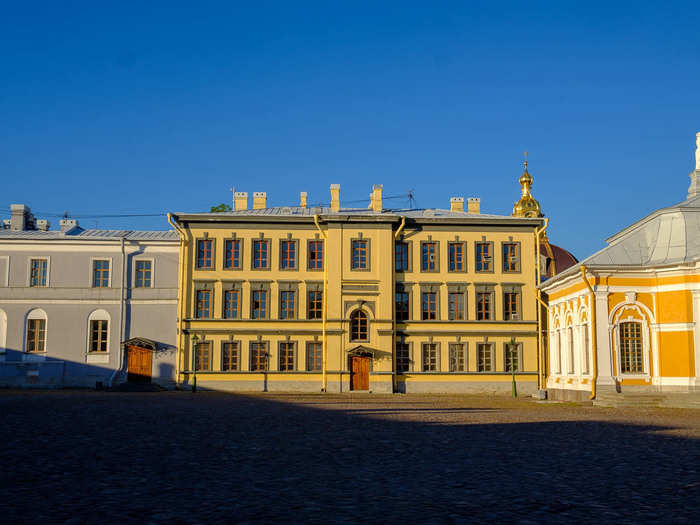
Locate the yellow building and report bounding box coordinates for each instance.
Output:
[541,133,700,402]
[169,177,546,393]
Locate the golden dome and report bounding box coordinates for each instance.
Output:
[512,160,543,218]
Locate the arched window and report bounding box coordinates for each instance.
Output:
[88,309,110,353]
[619,321,643,374]
[581,323,590,375]
[350,310,369,342]
[26,309,47,353]
[566,326,574,374]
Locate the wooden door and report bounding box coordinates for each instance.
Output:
[350,356,370,390]
[127,346,152,383]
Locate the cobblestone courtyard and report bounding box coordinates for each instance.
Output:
[2,391,700,523]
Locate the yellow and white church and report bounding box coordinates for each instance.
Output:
[541,132,700,402]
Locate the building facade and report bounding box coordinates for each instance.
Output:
[0,205,179,388]
[170,181,545,393]
[541,133,700,401]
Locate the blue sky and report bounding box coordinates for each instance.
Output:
[2,1,699,258]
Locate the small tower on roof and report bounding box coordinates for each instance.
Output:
[512,152,543,218]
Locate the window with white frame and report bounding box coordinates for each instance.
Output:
[88,310,110,353]
[26,309,47,353]
[30,258,48,287]
[92,260,110,288]
[566,326,574,374]
[619,321,644,374]
[581,323,590,375]
[134,260,153,288]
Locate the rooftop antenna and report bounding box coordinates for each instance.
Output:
[408,189,415,209]
[229,186,236,209]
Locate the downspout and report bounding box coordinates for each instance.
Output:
[534,218,548,391]
[581,265,598,400]
[109,236,127,387]
[313,215,328,392]
[168,213,187,386]
[392,217,406,392]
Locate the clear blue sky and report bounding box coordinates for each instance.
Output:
[2,1,700,258]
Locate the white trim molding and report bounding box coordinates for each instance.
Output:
[0,255,9,287]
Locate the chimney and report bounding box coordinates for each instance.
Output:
[450,197,464,212]
[234,192,248,211]
[467,198,481,214]
[59,218,80,233]
[300,192,308,208]
[253,192,267,209]
[10,204,35,231]
[36,219,50,232]
[330,184,340,212]
[370,185,383,212]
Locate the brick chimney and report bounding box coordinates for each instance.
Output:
[234,192,248,211]
[253,192,267,210]
[467,198,481,214]
[60,218,80,233]
[300,192,308,208]
[370,185,383,212]
[9,204,36,231]
[450,197,464,212]
[330,184,340,212]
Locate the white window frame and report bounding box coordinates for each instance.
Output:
[133,257,155,288]
[26,256,51,287]
[86,309,111,355]
[25,308,48,353]
[610,302,653,381]
[90,257,113,288]
[0,255,9,287]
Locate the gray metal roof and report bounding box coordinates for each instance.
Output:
[172,206,541,223]
[0,228,179,241]
[541,194,700,287]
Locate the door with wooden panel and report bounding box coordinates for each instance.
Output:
[350,356,370,390]
[127,345,153,383]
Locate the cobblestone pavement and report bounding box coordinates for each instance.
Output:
[2,391,700,524]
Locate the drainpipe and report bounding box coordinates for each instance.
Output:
[392,217,406,392]
[581,265,598,400]
[167,213,187,387]
[534,218,548,391]
[313,215,328,392]
[109,236,127,387]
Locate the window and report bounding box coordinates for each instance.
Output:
[582,324,590,375]
[448,243,465,272]
[351,240,369,270]
[251,290,268,319]
[504,292,520,320]
[279,342,295,371]
[449,343,466,372]
[224,239,242,269]
[135,260,152,288]
[308,291,323,320]
[89,320,108,352]
[93,260,110,288]
[476,291,492,320]
[250,342,268,371]
[308,240,324,270]
[503,243,520,272]
[196,290,212,318]
[567,326,575,374]
[619,322,644,374]
[448,292,465,320]
[252,239,270,269]
[222,342,239,371]
[421,292,437,320]
[26,319,46,352]
[504,342,522,372]
[223,290,239,319]
[395,242,409,271]
[395,292,409,321]
[555,330,562,374]
[194,342,211,371]
[306,342,322,371]
[280,240,297,270]
[30,259,47,287]
[196,239,213,269]
[475,242,492,272]
[422,343,438,371]
[350,310,368,341]
[421,242,438,271]
[477,343,494,372]
[396,342,410,373]
[279,290,296,320]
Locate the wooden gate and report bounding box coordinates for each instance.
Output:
[350,356,370,391]
[127,345,153,383]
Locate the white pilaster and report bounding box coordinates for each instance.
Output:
[692,290,700,380]
[595,290,614,385]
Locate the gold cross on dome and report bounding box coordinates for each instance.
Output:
[523,151,528,167]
